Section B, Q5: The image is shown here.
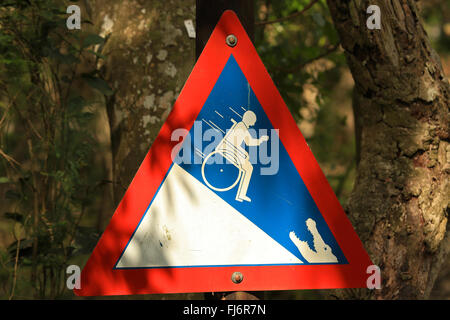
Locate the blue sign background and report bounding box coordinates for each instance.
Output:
[175,55,347,265]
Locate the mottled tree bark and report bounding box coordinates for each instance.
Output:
[80,0,198,299]
[87,0,196,206]
[326,0,449,299]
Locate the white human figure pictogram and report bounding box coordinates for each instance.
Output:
[202,110,268,202]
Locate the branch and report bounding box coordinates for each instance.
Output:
[0,148,21,168]
[285,42,341,73]
[255,0,319,26]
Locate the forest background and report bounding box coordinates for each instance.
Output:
[0,0,448,299]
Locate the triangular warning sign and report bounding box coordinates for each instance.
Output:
[75,10,372,296]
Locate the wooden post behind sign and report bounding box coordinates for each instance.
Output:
[195,0,263,301]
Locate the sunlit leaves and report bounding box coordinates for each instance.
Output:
[255,0,343,121]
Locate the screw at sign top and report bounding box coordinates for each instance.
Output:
[226,34,238,47]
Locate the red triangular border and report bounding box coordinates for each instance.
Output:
[75,10,372,296]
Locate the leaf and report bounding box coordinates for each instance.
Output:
[87,49,106,60]
[0,176,9,183]
[83,76,113,96]
[4,212,24,223]
[82,34,105,48]
[5,190,20,200]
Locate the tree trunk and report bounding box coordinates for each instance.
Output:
[87,0,196,207]
[82,0,198,298]
[326,0,449,299]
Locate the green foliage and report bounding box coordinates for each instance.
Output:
[0,0,447,301]
[0,0,109,299]
[421,0,450,53]
[255,0,354,205]
[256,0,343,118]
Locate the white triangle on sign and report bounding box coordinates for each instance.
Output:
[115,163,303,268]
